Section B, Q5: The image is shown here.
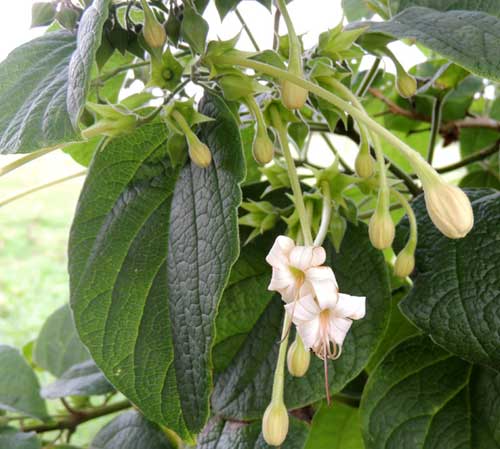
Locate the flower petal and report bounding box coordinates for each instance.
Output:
[306,266,338,310]
[285,294,320,324]
[296,319,321,350]
[311,246,326,266]
[268,266,295,291]
[265,235,295,268]
[327,316,353,348]
[289,246,314,271]
[335,293,366,320]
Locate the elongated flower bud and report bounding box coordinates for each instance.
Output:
[355,152,374,178]
[394,246,415,278]
[253,133,274,165]
[262,401,289,446]
[141,0,166,49]
[188,138,212,168]
[424,182,473,238]
[281,80,308,110]
[287,337,310,377]
[369,209,395,250]
[396,68,417,98]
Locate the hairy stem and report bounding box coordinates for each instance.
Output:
[0,147,58,177]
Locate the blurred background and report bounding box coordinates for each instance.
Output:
[0,0,431,349]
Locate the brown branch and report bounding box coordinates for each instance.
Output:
[23,400,131,434]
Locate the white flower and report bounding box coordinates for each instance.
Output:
[266,236,337,304]
[285,292,366,359]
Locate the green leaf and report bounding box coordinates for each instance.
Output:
[67,0,111,128]
[459,170,500,189]
[0,428,40,449]
[361,335,500,449]
[0,31,77,154]
[391,0,500,17]
[342,0,374,22]
[63,136,102,167]
[304,402,364,449]
[69,93,244,438]
[197,416,309,449]
[180,5,209,54]
[212,223,390,419]
[240,126,262,185]
[0,345,48,420]
[41,360,114,399]
[31,2,56,27]
[395,190,500,370]
[215,0,242,19]
[91,411,175,449]
[33,304,90,377]
[366,7,500,81]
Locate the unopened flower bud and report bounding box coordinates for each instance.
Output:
[253,133,274,165]
[369,209,395,250]
[396,68,417,98]
[394,246,415,278]
[355,152,374,178]
[424,182,473,238]
[262,401,289,446]
[287,337,310,377]
[188,138,212,168]
[141,0,166,49]
[281,80,308,110]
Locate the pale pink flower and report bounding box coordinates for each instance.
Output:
[285,292,366,359]
[266,236,337,304]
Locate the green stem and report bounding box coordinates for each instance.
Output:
[209,55,431,175]
[391,189,417,251]
[235,8,260,51]
[427,97,443,164]
[371,132,390,211]
[245,95,267,134]
[275,0,302,74]
[0,171,86,208]
[313,180,332,246]
[0,147,58,177]
[93,61,149,85]
[171,109,198,145]
[356,57,381,97]
[437,140,500,173]
[271,313,292,403]
[270,106,313,245]
[319,133,353,174]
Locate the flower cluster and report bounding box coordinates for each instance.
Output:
[266,236,366,360]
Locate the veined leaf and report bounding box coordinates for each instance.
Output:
[395,190,500,370]
[0,345,48,420]
[361,336,500,449]
[366,7,500,81]
[69,93,244,438]
[0,428,41,449]
[390,0,500,17]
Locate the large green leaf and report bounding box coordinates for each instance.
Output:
[0,31,77,154]
[197,416,309,449]
[67,0,111,127]
[361,336,500,449]
[396,190,500,370]
[367,7,500,81]
[33,304,90,377]
[212,223,391,419]
[41,360,114,399]
[0,428,40,449]
[69,93,244,439]
[90,411,175,449]
[304,402,364,449]
[390,0,500,16]
[0,345,47,420]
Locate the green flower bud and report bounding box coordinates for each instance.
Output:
[281,80,308,110]
[329,214,347,252]
[396,68,417,98]
[141,0,166,49]
[424,182,473,238]
[287,337,310,377]
[262,401,289,446]
[355,152,375,178]
[369,209,395,250]
[394,246,415,278]
[253,133,274,165]
[188,138,212,168]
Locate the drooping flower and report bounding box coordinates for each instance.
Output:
[285,292,366,359]
[266,236,337,304]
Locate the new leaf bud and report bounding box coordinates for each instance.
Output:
[281,80,308,110]
[424,182,473,238]
[262,401,289,446]
[287,337,310,377]
[369,209,395,250]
